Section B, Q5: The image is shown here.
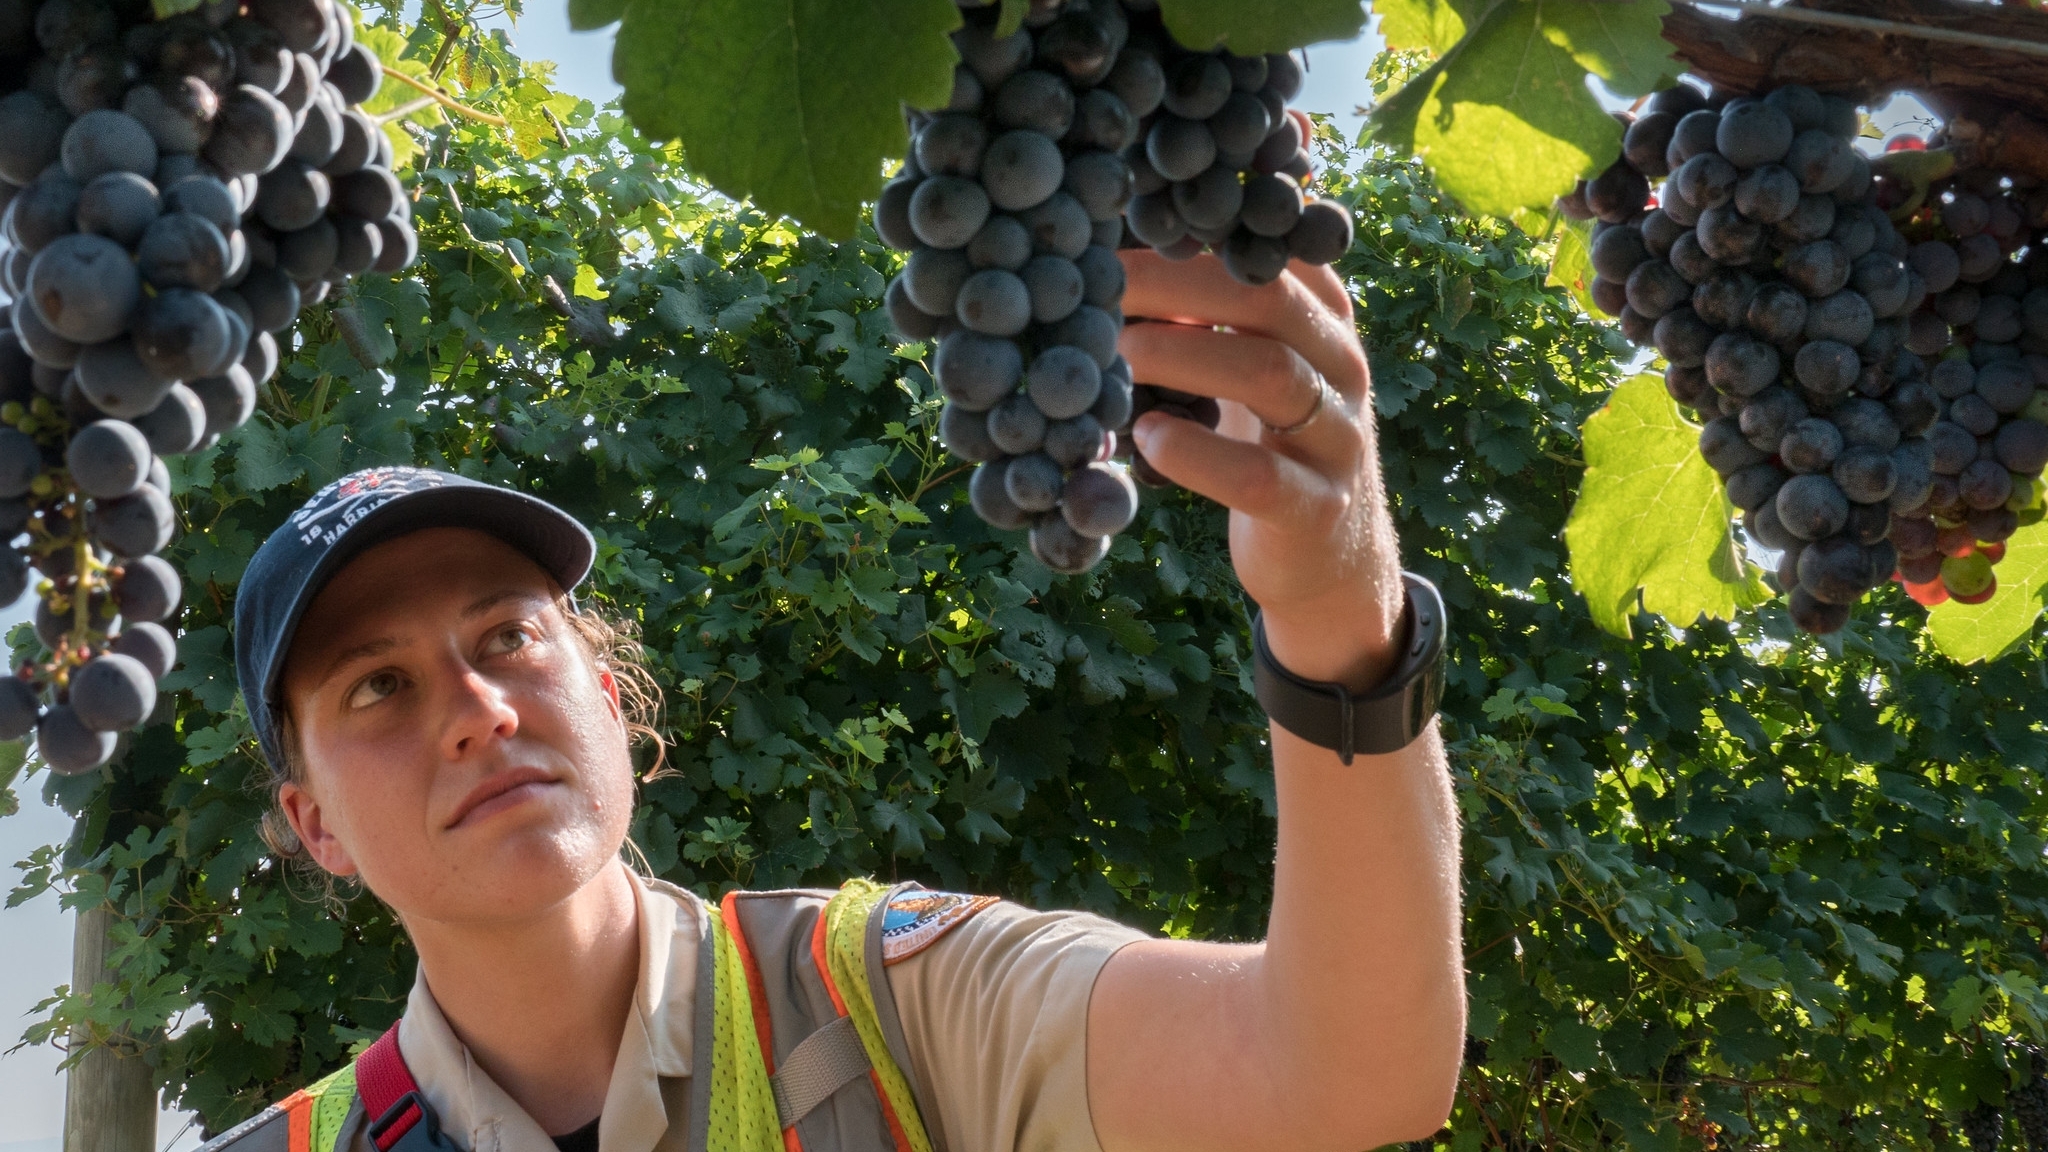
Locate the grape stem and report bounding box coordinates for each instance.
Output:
[378,66,510,128]
[1664,0,2048,61]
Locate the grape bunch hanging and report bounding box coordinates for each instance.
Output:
[874,0,1355,575]
[1871,157,2048,610]
[0,0,416,774]
[1575,82,1942,635]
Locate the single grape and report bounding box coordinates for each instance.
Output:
[331,166,405,222]
[1832,446,1896,504]
[904,246,973,316]
[76,337,176,419]
[939,400,1003,463]
[1673,152,1736,209]
[1830,396,1900,451]
[65,419,152,499]
[1207,91,1271,161]
[1776,194,1837,244]
[1716,100,1795,168]
[1021,254,1084,324]
[1162,54,1231,120]
[1705,331,1779,397]
[1976,295,2025,345]
[0,90,69,185]
[1942,192,1990,238]
[1959,458,2014,510]
[954,23,1031,89]
[0,676,37,742]
[967,215,1034,271]
[1005,451,1065,512]
[1125,188,1186,248]
[1043,413,1106,469]
[10,300,82,370]
[1062,149,1132,222]
[1027,345,1103,419]
[1950,393,1999,437]
[70,652,157,732]
[371,218,417,274]
[6,172,87,255]
[1745,281,1808,345]
[61,108,158,183]
[1641,209,1686,259]
[27,232,140,344]
[1653,307,1715,369]
[1691,269,1758,331]
[1725,462,1787,512]
[1286,200,1352,266]
[1252,116,1303,177]
[1908,241,1961,295]
[1798,535,1877,605]
[133,382,207,455]
[1145,116,1215,183]
[137,211,230,292]
[188,364,257,438]
[89,482,176,557]
[1091,363,1134,431]
[1696,204,1764,264]
[1996,419,2048,473]
[909,176,992,249]
[1222,229,1289,286]
[915,113,987,179]
[1665,363,1711,411]
[112,554,182,625]
[1783,239,1850,298]
[1102,50,1165,119]
[1029,515,1111,574]
[1625,260,1692,319]
[75,171,160,247]
[1783,130,1853,194]
[1622,111,1677,178]
[969,458,1035,530]
[1903,311,1951,357]
[1888,381,1941,438]
[1745,500,1800,550]
[131,288,233,381]
[1740,387,1807,453]
[1956,233,2004,284]
[0,428,38,500]
[1075,244,1124,308]
[1590,225,1651,283]
[1777,473,1851,540]
[37,704,116,775]
[1043,305,1119,368]
[1803,290,1874,346]
[987,390,1049,455]
[1732,164,1799,224]
[1779,417,1843,474]
[1585,162,1649,223]
[934,330,1023,412]
[203,84,292,177]
[287,88,343,167]
[1018,192,1091,259]
[1977,360,2034,414]
[1061,461,1138,537]
[1172,164,1244,231]
[993,71,1075,139]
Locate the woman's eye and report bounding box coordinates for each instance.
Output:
[346,671,403,710]
[484,626,532,656]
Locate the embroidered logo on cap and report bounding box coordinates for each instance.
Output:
[881,891,999,964]
[289,467,454,548]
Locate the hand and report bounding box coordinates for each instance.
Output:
[1117,249,1404,689]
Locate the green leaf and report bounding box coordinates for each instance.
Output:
[151,0,204,15]
[1157,0,1368,54]
[1926,519,2048,663]
[1369,0,1673,219]
[1565,372,1768,637]
[569,0,628,31]
[613,0,964,238]
[1547,218,1597,315]
[1376,0,1491,55]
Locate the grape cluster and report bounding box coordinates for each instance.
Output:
[1112,8,1352,287]
[1962,1102,2007,1152]
[2011,1049,2048,1152]
[1576,82,1936,635]
[0,0,415,774]
[1874,164,2048,609]
[877,0,1359,573]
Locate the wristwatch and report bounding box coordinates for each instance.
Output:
[1251,572,1446,764]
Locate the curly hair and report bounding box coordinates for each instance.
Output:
[257,596,668,879]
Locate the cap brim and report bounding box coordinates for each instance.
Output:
[255,485,596,718]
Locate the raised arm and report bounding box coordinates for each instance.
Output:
[1086,250,1465,1152]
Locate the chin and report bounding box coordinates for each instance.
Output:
[377,819,627,925]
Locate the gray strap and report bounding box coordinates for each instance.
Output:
[771,1015,872,1127]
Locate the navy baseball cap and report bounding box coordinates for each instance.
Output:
[233,466,596,770]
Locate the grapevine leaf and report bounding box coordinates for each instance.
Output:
[568,0,627,31]
[994,0,1029,38]
[1368,0,1672,219]
[1565,372,1769,637]
[1548,218,1597,315]
[1157,0,1369,53]
[151,0,204,15]
[612,0,963,238]
[1925,521,2048,663]
[1376,0,1499,56]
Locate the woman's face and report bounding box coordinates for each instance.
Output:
[277,527,635,927]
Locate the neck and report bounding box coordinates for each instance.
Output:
[408,861,641,1137]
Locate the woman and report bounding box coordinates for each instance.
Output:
[206,252,1464,1152]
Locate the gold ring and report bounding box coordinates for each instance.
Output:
[1262,374,1332,436]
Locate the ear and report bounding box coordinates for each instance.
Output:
[279,779,361,877]
[599,666,623,722]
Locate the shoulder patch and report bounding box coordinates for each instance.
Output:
[881,890,1000,964]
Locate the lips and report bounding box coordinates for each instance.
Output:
[446,767,560,829]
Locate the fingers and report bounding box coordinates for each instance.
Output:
[1130,410,1338,525]
[1121,322,1326,432]
[1120,250,1365,400]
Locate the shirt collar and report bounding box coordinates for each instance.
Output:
[394,869,707,1152]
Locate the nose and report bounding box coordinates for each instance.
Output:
[440,664,520,760]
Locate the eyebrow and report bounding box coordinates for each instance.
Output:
[312,588,552,692]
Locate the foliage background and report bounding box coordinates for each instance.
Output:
[5,8,2048,1152]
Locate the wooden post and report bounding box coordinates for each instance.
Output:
[63,903,156,1152]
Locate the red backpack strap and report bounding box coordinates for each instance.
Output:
[354,1023,454,1151]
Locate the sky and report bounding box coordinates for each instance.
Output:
[0,12,1391,1151]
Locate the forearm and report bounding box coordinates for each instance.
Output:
[1255,486,1466,1144]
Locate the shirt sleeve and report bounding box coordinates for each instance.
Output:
[884,900,1149,1152]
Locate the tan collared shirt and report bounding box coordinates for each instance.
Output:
[353,872,1146,1152]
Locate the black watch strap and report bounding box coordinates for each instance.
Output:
[1251,573,1447,764]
